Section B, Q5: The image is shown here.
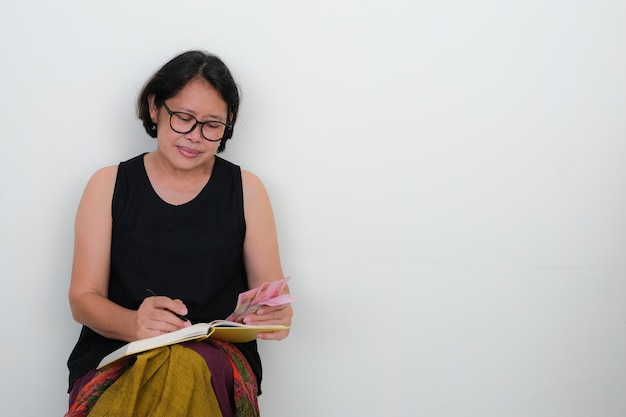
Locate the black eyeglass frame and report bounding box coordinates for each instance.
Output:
[162,102,231,142]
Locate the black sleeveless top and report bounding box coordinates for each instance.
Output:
[67,154,261,392]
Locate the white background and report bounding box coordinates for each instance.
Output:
[1,1,625,416]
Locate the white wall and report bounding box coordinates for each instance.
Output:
[1,1,625,416]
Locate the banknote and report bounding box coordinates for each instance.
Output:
[229,284,264,321]
[226,277,295,322]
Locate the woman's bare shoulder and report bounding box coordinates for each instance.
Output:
[241,169,270,201]
[93,164,118,178]
[241,168,262,186]
[80,164,119,203]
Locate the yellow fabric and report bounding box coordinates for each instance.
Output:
[88,345,222,417]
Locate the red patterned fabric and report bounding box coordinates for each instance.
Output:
[210,340,260,416]
[64,357,133,417]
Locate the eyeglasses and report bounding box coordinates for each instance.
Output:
[163,102,230,142]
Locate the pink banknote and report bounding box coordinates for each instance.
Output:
[226,277,295,323]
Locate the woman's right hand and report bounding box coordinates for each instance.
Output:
[136,295,192,339]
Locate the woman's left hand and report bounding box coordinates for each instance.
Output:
[243,303,293,340]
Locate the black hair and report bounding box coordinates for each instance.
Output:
[137,50,240,153]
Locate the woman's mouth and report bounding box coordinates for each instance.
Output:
[177,146,200,158]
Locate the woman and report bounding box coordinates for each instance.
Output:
[65,50,293,417]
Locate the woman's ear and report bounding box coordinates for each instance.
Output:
[148,94,158,123]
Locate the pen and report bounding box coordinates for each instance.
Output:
[146,289,189,321]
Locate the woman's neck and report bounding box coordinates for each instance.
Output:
[143,151,215,205]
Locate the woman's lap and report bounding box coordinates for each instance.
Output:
[68,341,235,416]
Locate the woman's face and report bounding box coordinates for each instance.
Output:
[149,78,228,171]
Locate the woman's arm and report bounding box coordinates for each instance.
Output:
[68,166,189,342]
[241,170,293,340]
